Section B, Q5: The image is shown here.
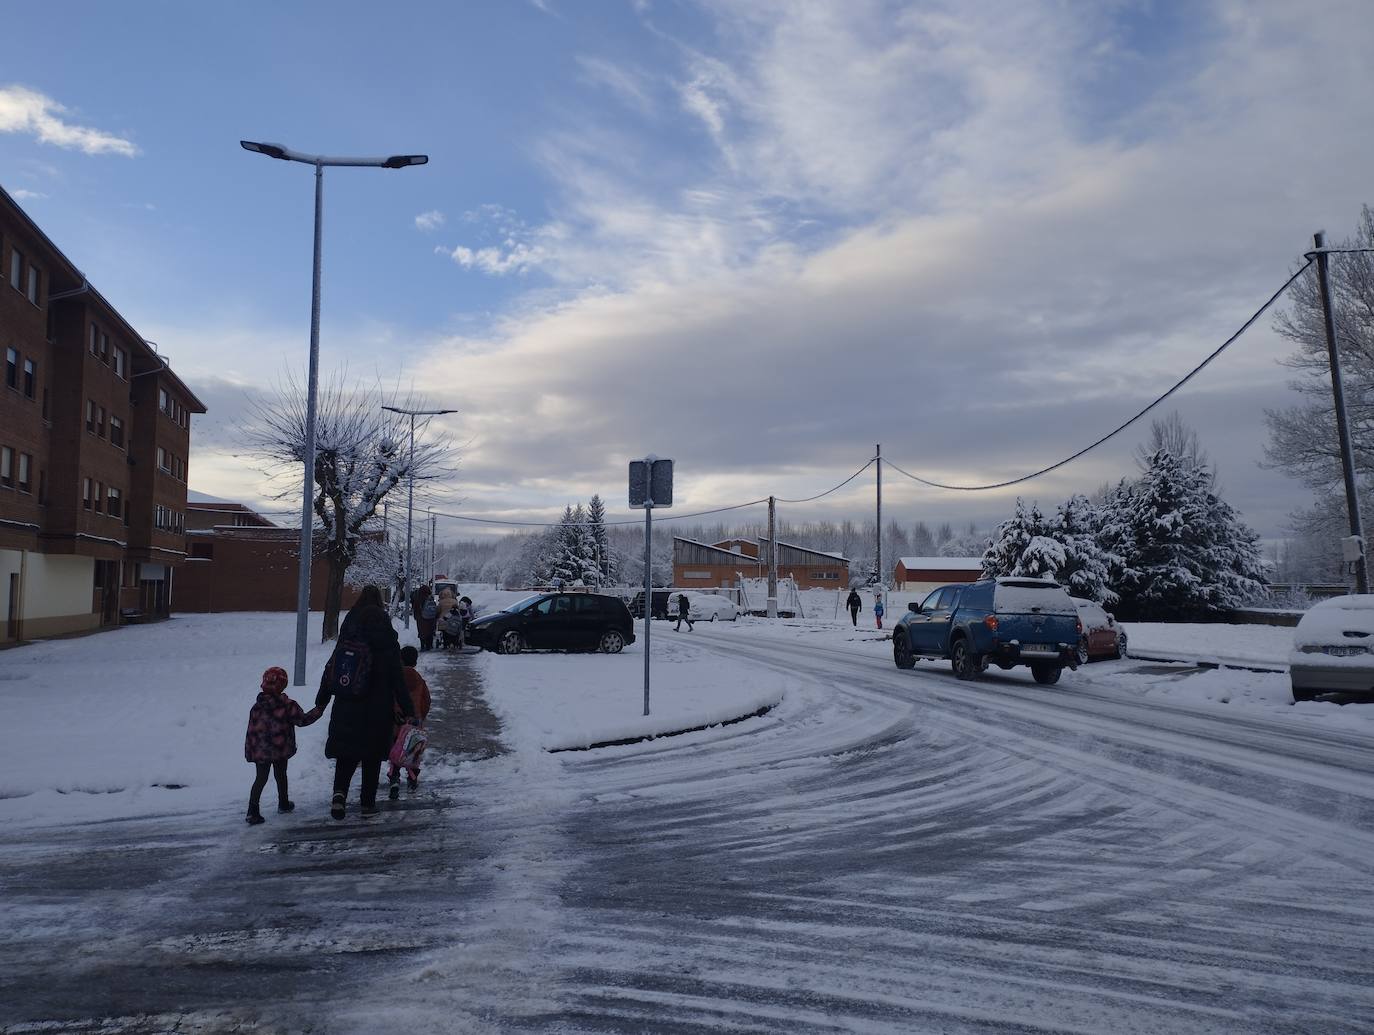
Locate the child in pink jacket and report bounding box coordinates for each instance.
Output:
[244,666,323,825]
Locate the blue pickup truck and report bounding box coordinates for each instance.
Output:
[893,577,1082,684]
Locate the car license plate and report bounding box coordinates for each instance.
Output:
[1325,645,1366,657]
[1023,643,1052,653]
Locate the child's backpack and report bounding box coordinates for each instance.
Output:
[421,597,438,620]
[324,638,372,699]
[389,722,429,771]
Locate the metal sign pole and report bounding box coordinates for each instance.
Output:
[643,498,653,716]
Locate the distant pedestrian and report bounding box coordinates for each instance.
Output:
[318,585,415,820]
[873,589,885,630]
[675,592,695,632]
[846,589,862,627]
[412,583,437,651]
[389,645,433,799]
[243,665,323,825]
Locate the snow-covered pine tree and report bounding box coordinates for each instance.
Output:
[982,499,1050,577]
[1113,449,1266,620]
[587,493,614,584]
[1053,494,1118,604]
[1017,535,1066,579]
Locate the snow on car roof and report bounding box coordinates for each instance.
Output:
[900,556,984,570]
[1296,595,1374,646]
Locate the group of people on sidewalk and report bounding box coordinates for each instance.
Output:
[410,583,473,652]
[241,584,435,825]
[846,587,885,628]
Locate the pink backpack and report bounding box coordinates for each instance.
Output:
[389,722,429,771]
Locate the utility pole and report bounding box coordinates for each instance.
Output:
[429,509,436,581]
[767,495,778,618]
[382,403,457,627]
[875,443,883,588]
[1312,231,1369,593]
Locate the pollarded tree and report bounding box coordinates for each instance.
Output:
[244,373,457,640]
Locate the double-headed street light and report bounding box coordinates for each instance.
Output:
[381,405,456,630]
[241,140,428,685]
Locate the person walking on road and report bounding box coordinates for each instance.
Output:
[317,585,415,820]
[674,592,695,632]
[873,587,885,630]
[388,645,432,799]
[846,588,862,627]
[412,583,437,652]
[243,665,323,825]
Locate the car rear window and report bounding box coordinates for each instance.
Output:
[993,581,1076,615]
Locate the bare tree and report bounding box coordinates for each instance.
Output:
[243,372,457,640]
[1133,412,1214,487]
[1264,205,1374,491]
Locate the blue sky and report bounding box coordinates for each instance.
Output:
[3,0,1372,541]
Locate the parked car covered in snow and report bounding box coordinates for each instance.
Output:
[678,592,738,622]
[1290,594,1374,701]
[893,577,1082,684]
[467,592,636,655]
[1070,597,1127,664]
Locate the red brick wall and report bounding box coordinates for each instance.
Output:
[174,535,363,613]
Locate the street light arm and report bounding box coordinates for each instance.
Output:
[241,140,428,169]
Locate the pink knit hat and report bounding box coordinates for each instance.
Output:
[260,666,289,695]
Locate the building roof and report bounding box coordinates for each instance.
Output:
[898,556,985,571]
[674,537,761,562]
[757,537,849,564]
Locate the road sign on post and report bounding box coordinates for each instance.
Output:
[629,457,673,717]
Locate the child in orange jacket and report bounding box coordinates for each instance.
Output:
[389,645,432,798]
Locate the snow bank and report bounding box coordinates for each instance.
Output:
[1122,621,1293,668]
[470,635,789,752]
[0,613,339,829]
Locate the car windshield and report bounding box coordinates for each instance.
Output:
[504,595,545,613]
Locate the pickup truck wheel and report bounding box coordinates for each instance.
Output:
[951,639,980,681]
[1031,662,1061,685]
[893,631,916,669]
[1114,632,1128,660]
[1075,637,1090,666]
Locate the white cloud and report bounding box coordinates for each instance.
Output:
[0,85,138,157]
[10,188,47,200]
[415,209,446,232]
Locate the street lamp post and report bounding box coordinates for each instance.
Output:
[240,140,427,687]
[382,405,456,631]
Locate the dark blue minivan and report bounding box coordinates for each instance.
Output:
[893,578,1082,684]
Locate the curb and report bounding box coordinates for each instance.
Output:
[1127,651,1287,674]
[547,703,778,753]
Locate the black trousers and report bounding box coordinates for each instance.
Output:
[333,758,381,808]
[248,761,289,814]
[849,607,859,626]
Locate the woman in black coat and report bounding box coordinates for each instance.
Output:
[317,585,414,819]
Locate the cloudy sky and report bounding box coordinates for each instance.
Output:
[3,0,1372,541]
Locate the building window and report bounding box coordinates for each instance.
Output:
[17,453,30,493]
[96,406,105,438]
[9,248,21,291]
[99,332,109,364]
[159,388,169,414]
[90,323,100,357]
[93,481,104,514]
[22,358,35,398]
[109,414,124,448]
[106,486,121,518]
[4,347,15,389]
[157,446,168,471]
[0,447,12,488]
[114,347,127,379]
[26,264,39,305]
[86,400,95,433]
[83,477,91,509]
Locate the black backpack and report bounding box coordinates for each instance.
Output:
[325,638,372,699]
[421,597,438,620]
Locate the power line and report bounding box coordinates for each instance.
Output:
[427,497,769,529]
[882,259,1315,492]
[776,458,876,503]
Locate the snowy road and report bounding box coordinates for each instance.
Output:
[4,634,1374,1033]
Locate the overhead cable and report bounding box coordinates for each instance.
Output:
[881,259,1315,492]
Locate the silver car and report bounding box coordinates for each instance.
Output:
[1290,594,1374,701]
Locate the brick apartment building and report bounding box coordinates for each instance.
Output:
[0,185,205,645]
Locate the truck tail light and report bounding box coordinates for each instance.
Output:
[984,615,999,631]
[1076,619,1083,634]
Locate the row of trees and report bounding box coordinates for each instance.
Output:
[527,495,616,587]
[982,443,1267,620]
